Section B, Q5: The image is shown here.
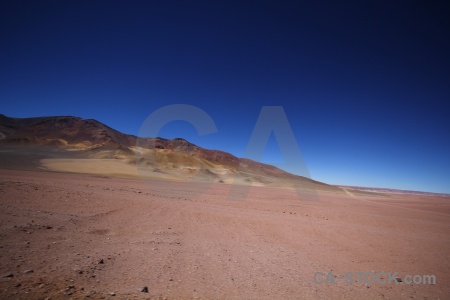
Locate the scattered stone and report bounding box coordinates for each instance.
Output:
[109,292,116,296]
[396,277,402,283]
[2,273,14,278]
[98,259,104,264]
[140,286,149,293]
[46,226,52,229]
[23,269,34,274]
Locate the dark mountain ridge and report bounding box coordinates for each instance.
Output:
[0,114,332,189]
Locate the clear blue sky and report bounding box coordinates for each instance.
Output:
[1,1,449,193]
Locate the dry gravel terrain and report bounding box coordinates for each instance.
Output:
[0,168,449,299]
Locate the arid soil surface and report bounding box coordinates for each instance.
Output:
[0,169,449,299]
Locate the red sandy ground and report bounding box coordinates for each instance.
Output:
[0,169,449,299]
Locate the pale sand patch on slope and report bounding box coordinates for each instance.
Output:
[39,158,181,181]
[0,169,449,299]
[38,158,332,193]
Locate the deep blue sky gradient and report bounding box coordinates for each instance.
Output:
[1,1,449,193]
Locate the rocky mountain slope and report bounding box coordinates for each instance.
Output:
[0,114,334,190]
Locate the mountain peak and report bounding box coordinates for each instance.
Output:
[0,113,332,190]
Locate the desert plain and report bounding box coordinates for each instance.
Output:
[0,162,449,299]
